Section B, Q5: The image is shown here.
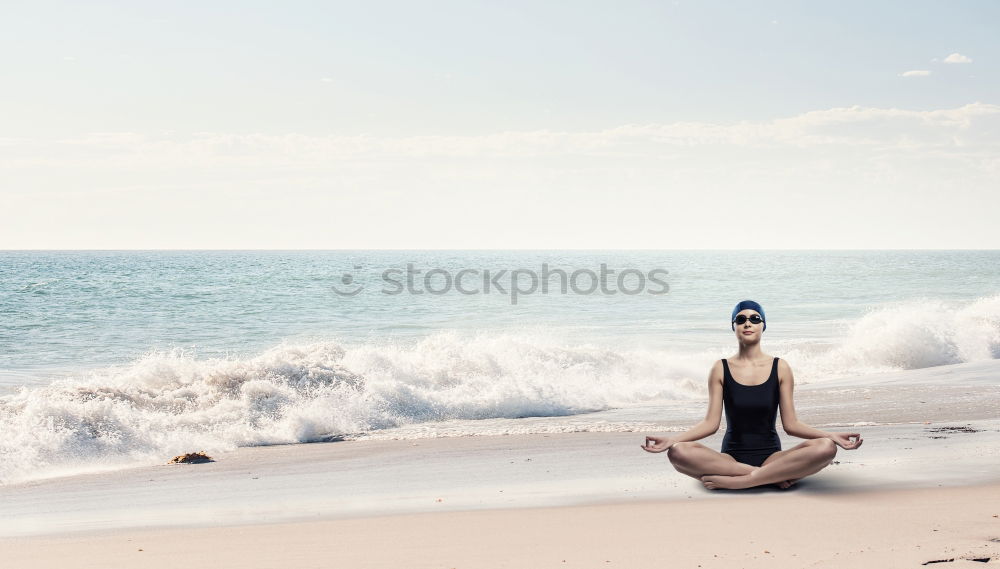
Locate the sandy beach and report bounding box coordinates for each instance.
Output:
[2,481,998,569]
[2,360,999,568]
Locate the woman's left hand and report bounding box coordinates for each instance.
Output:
[829,432,863,450]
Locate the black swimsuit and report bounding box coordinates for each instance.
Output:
[721,357,782,467]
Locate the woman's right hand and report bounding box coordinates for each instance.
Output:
[641,436,677,453]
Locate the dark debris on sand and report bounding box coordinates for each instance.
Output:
[168,451,214,464]
[924,425,983,438]
[921,557,992,564]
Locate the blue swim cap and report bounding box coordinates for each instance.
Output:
[731,300,766,331]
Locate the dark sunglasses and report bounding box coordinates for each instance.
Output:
[733,314,763,325]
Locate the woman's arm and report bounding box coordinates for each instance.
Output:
[778,359,831,439]
[642,361,724,452]
[777,359,832,439]
[777,359,864,449]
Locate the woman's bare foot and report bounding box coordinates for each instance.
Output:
[701,476,799,490]
[775,478,799,489]
[701,474,756,490]
[701,469,799,490]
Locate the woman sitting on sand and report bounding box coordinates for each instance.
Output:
[641,300,863,490]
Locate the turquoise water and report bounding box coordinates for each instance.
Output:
[0,250,998,483]
[4,250,998,382]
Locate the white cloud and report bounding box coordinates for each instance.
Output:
[2,103,997,164]
[944,53,972,64]
[2,103,997,249]
[901,70,931,77]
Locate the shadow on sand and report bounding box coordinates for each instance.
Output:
[698,475,858,495]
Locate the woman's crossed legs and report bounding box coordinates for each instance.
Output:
[666,439,837,490]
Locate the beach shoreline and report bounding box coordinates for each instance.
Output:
[2,359,998,567]
[3,416,998,535]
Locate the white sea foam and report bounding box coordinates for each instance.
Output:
[0,333,699,484]
[1,295,998,483]
[779,294,1000,379]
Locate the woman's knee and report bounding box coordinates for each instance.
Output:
[812,438,837,462]
[666,441,698,464]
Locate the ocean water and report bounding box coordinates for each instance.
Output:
[1,250,999,483]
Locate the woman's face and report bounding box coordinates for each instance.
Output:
[734,309,763,344]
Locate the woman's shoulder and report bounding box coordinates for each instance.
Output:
[775,357,795,381]
[708,359,726,381]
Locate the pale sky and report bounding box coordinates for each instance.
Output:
[1,1,998,249]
